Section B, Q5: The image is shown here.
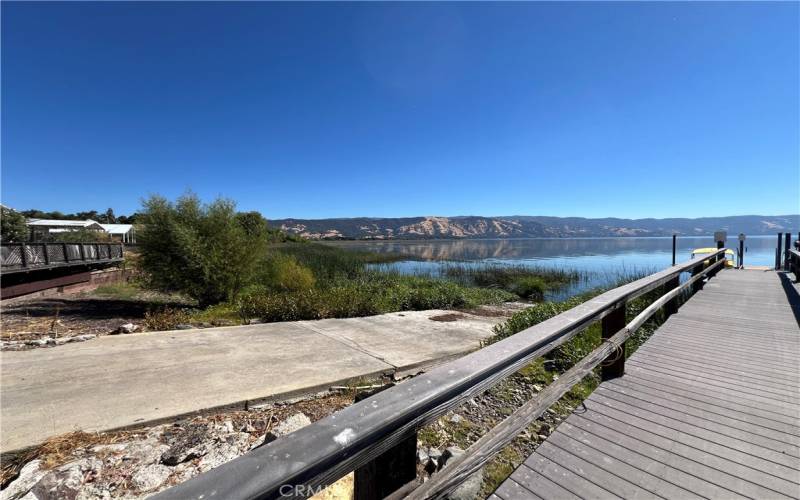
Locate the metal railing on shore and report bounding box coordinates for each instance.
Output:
[0,242,124,274]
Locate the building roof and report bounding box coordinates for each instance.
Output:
[27,219,104,229]
[99,224,134,234]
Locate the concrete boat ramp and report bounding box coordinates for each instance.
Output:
[1,307,521,452]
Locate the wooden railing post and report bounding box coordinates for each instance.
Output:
[664,276,680,316]
[79,243,86,261]
[354,431,417,500]
[600,303,626,381]
[42,243,50,265]
[671,234,677,266]
[63,242,70,262]
[20,243,28,268]
[784,233,791,270]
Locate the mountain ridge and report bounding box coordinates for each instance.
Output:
[268,214,800,240]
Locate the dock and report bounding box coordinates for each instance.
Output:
[494,269,800,499]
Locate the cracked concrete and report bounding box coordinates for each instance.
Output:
[1,308,517,452]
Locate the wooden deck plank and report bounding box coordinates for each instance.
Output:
[536,442,660,499]
[624,359,800,401]
[524,453,618,499]
[508,466,579,500]
[632,344,800,381]
[628,350,800,391]
[494,479,543,500]
[495,270,800,500]
[552,421,744,500]
[602,380,800,446]
[568,413,792,500]
[630,350,800,388]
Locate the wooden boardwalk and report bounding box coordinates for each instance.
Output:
[494,269,800,500]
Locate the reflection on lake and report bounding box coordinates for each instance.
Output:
[328,236,782,300]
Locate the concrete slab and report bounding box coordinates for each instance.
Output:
[0,308,510,452]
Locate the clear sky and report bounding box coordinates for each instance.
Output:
[2,2,798,219]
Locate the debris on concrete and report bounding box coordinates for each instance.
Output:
[116,323,139,334]
[264,413,312,444]
[0,334,97,351]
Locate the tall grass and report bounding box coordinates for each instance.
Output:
[440,263,582,301]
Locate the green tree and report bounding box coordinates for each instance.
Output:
[235,211,268,238]
[97,208,116,224]
[1,207,28,242]
[137,193,268,306]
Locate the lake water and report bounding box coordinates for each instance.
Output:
[329,236,784,299]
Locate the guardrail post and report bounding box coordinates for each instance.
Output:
[63,242,70,262]
[601,303,626,380]
[79,243,86,261]
[42,243,50,265]
[354,431,417,500]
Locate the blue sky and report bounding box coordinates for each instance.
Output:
[2,2,798,219]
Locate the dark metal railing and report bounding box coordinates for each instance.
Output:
[155,248,728,500]
[0,242,124,274]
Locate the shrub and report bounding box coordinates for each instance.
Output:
[143,307,192,331]
[258,253,316,292]
[137,193,269,307]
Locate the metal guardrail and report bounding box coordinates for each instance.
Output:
[0,242,124,274]
[156,248,728,500]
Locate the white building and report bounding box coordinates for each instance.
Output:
[26,219,136,243]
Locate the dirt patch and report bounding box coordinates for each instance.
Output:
[429,313,468,322]
[0,289,192,346]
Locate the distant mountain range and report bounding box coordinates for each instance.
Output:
[268,215,800,240]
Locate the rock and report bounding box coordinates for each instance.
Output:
[211,319,235,327]
[539,423,551,434]
[425,447,442,472]
[449,467,483,500]
[263,413,312,443]
[117,323,138,334]
[537,434,548,441]
[122,438,169,464]
[174,324,194,330]
[25,339,49,347]
[69,334,96,343]
[160,423,211,466]
[32,458,101,500]
[448,414,463,424]
[437,446,482,500]
[439,446,464,469]
[416,448,429,464]
[1,460,46,500]
[197,433,251,473]
[131,464,172,492]
[219,420,234,434]
[532,384,543,392]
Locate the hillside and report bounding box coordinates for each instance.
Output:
[268,215,800,240]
